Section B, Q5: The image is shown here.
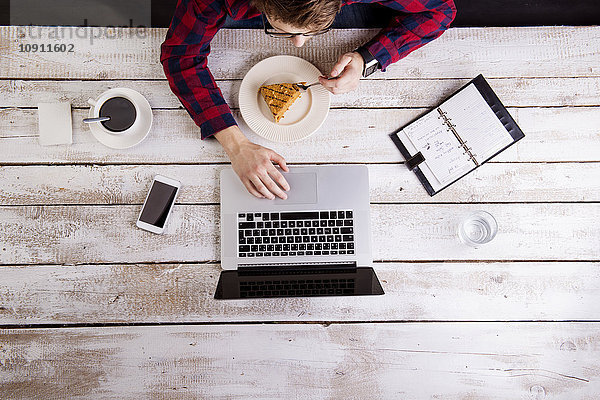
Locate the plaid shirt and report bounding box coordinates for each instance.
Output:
[161,0,456,139]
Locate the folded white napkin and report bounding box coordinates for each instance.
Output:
[38,102,73,146]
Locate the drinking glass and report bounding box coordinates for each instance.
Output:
[458,211,498,246]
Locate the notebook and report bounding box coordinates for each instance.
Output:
[390,75,525,196]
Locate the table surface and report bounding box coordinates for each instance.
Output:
[1,25,599,399]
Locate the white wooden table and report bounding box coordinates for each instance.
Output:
[1,25,599,398]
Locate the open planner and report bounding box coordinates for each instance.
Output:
[390,75,525,196]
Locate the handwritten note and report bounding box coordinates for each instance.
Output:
[401,109,472,185]
[441,84,513,162]
[398,83,514,187]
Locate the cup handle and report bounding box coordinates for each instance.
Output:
[87,98,97,106]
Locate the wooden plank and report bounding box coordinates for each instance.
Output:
[0,204,598,264]
[2,77,600,108]
[0,262,599,324]
[1,163,599,206]
[1,323,599,398]
[2,26,599,79]
[1,107,599,164]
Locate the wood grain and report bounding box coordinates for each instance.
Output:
[2,26,599,80]
[2,77,600,108]
[1,23,600,400]
[1,323,599,399]
[1,107,599,164]
[0,262,599,324]
[0,204,598,265]
[1,163,599,205]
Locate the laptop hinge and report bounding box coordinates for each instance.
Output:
[238,261,356,269]
[237,261,357,275]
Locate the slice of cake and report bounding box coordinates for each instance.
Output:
[259,83,303,123]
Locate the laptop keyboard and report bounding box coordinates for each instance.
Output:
[237,210,355,258]
[239,278,356,298]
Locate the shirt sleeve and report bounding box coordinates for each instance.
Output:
[362,0,457,71]
[160,0,236,139]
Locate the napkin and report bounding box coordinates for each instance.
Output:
[38,102,73,146]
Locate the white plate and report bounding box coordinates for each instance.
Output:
[239,55,330,143]
[88,88,153,149]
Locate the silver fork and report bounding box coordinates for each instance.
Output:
[296,76,337,90]
[295,82,321,91]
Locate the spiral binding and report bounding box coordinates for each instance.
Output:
[437,108,479,167]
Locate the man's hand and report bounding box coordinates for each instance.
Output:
[318,51,364,95]
[215,126,290,200]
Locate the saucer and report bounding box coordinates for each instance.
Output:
[88,88,153,149]
[239,55,330,143]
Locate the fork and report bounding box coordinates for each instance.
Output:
[296,76,338,90]
[294,82,321,91]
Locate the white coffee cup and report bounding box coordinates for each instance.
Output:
[86,87,153,149]
[87,88,143,135]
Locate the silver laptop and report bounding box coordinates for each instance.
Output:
[215,165,384,299]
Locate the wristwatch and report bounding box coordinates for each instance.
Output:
[355,46,380,77]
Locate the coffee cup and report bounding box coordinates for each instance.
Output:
[87,89,142,135]
[86,88,153,149]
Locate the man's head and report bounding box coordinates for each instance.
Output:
[252,0,341,47]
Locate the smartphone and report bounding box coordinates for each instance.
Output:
[136,175,181,234]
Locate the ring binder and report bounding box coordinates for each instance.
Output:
[390,75,525,197]
[437,107,479,167]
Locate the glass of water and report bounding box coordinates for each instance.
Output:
[458,211,498,246]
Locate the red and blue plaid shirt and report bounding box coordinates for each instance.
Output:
[161,0,456,139]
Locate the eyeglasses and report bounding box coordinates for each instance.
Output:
[262,15,331,38]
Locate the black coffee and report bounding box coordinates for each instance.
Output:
[99,96,137,132]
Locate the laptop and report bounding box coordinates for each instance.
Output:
[215,165,384,299]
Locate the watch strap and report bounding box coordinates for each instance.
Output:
[355,46,379,77]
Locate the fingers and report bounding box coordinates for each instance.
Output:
[329,53,353,78]
[319,74,358,95]
[249,176,272,200]
[318,75,342,94]
[262,170,288,200]
[243,172,288,200]
[242,179,264,199]
[267,164,290,192]
[270,150,289,173]
[229,140,291,200]
[319,52,363,95]
[250,174,288,201]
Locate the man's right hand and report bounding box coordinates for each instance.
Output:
[215,126,290,200]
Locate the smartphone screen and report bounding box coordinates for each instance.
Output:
[139,181,178,228]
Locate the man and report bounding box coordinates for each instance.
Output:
[161,0,456,199]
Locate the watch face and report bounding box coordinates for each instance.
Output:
[357,47,379,77]
[364,63,377,77]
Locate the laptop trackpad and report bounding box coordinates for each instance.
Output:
[275,173,317,204]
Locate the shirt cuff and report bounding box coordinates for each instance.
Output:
[193,104,238,139]
[364,39,393,72]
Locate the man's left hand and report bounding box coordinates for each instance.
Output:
[318,52,364,95]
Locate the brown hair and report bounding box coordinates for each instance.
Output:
[252,0,342,30]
